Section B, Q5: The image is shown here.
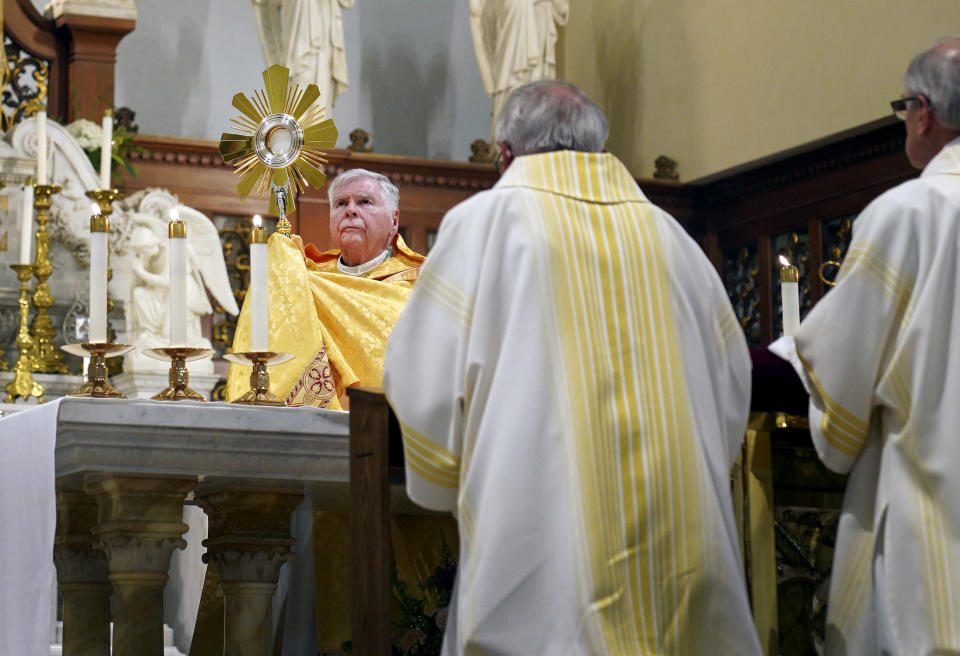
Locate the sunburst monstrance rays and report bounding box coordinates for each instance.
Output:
[218,64,338,214]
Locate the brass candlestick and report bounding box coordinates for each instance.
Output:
[223,351,294,406]
[61,342,134,398]
[29,183,68,373]
[142,346,215,401]
[4,264,44,402]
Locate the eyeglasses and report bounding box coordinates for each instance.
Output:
[890,95,923,120]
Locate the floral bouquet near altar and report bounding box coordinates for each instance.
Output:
[66,112,145,183]
[340,540,457,656]
[390,541,457,656]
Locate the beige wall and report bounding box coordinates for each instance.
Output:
[561,1,959,181]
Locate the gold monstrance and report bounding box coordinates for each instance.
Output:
[218,64,338,236]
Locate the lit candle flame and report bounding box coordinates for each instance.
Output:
[779,255,792,267]
[253,214,262,228]
[169,207,181,222]
[91,203,101,216]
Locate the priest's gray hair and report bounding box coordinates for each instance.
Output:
[906,35,960,130]
[327,168,399,211]
[495,80,609,155]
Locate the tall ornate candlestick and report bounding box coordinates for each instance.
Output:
[62,190,132,398]
[29,183,68,373]
[5,264,44,402]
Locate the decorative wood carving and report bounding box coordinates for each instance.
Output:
[3,0,65,119]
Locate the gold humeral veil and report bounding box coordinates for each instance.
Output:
[225,231,424,407]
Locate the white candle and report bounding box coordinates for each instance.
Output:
[36,111,47,185]
[89,204,108,343]
[250,215,269,352]
[779,255,800,337]
[168,208,187,346]
[18,183,33,265]
[100,110,113,189]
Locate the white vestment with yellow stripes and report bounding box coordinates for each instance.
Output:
[787,138,960,655]
[383,150,761,655]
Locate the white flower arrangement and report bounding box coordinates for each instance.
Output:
[65,118,104,152]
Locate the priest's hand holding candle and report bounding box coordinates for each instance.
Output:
[250,215,268,352]
[89,203,108,343]
[100,109,113,189]
[168,208,187,346]
[779,255,800,337]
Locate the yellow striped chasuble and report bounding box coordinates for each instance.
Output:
[783,137,960,655]
[384,151,760,655]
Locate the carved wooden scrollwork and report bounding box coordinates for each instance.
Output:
[722,243,760,346]
[0,36,49,131]
[820,214,856,291]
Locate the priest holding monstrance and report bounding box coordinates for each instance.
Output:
[217,66,450,653]
[224,167,423,408]
[218,65,424,408]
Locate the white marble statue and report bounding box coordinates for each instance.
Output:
[252,0,354,109]
[470,0,570,130]
[123,190,239,375]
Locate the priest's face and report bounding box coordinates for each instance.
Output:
[329,176,399,266]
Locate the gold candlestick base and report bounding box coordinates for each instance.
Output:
[142,347,215,401]
[223,351,294,406]
[61,343,135,398]
[5,264,44,403]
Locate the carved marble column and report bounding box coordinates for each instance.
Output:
[194,481,305,656]
[54,489,111,656]
[83,474,196,656]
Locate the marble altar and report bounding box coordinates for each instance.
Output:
[1,397,352,656]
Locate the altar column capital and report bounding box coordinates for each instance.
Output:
[83,473,196,656]
[194,480,305,656]
[54,488,111,656]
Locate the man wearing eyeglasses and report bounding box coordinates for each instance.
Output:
[773,36,960,655]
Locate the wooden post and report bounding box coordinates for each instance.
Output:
[347,386,394,656]
[50,10,135,122]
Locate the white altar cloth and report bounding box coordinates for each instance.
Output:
[0,399,59,656]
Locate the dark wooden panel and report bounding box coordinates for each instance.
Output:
[347,386,395,656]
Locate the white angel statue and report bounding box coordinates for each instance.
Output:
[123,190,239,375]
